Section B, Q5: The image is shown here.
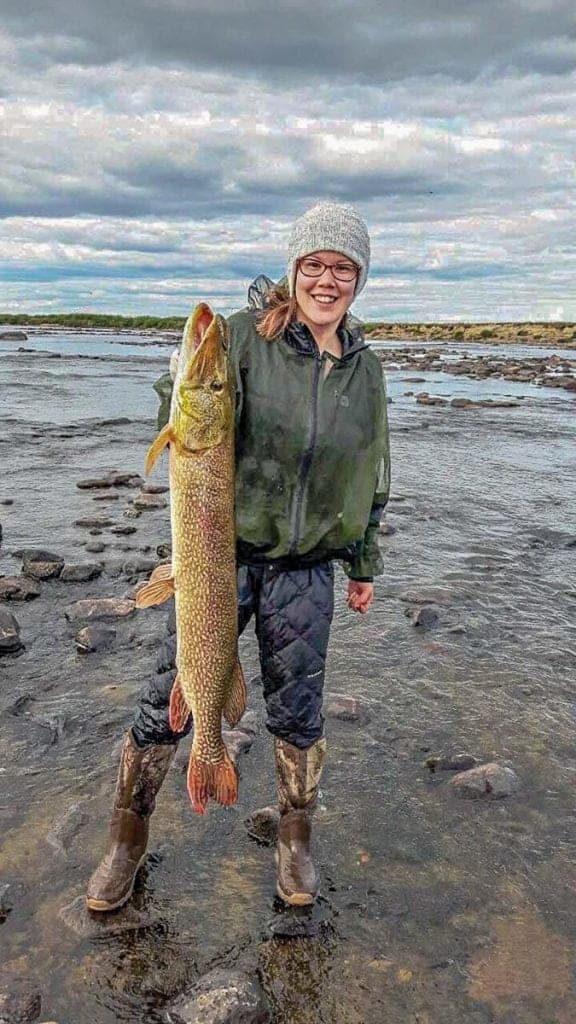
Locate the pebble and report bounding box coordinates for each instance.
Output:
[142,483,169,494]
[157,542,172,559]
[64,597,135,623]
[60,562,103,583]
[74,625,117,653]
[165,967,271,1024]
[122,508,142,519]
[0,608,23,653]
[425,754,479,773]
[0,498,14,506]
[450,762,520,798]
[244,806,280,846]
[0,577,41,601]
[111,524,138,535]
[133,492,168,510]
[74,516,115,528]
[85,541,106,553]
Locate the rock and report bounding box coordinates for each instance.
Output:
[111,524,138,535]
[76,477,115,490]
[450,397,477,408]
[0,608,23,653]
[76,471,143,490]
[157,543,172,559]
[450,762,519,798]
[416,393,448,406]
[60,562,103,583]
[89,529,102,536]
[142,483,169,494]
[85,541,106,553]
[122,556,157,577]
[0,577,41,601]
[324,692,368,723]
[244,806,280,846]
[0,330,28,340]
[0,978,41,1023]
[59,894,160,938]
[20,549,64,580]
[64,597,135,623]
[237,709,259,735]
[223,729,254,764]
[122,508,142,519]
[74,625,117,653]
[425,753,479,773]
[74,516,115,528]
[0,884,12,922]
[92,493,119,501]
[44,801,89,858]
[408,605,439,628]
[133,492,168,510]
[165,968,271,1024]
[378,520,396,536]
[0,498,14,505]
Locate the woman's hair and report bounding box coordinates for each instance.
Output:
[256,281,296,341]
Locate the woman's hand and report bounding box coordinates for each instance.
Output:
[346,581,374,614]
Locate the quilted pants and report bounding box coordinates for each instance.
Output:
[132,562,335,751]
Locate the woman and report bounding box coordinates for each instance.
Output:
[86,201,390,912]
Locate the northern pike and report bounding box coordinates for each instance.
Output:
[135,303,246,814]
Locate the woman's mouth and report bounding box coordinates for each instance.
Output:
[310,295,337,307]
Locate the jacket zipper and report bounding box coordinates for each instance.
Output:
[289,354,322,555]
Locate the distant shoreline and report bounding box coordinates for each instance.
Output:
[0,314,575,349]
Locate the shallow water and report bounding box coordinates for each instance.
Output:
[1,334,575,1023]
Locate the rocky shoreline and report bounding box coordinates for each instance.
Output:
[368,320,576,348]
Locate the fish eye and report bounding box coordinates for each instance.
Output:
[210,381,224,391]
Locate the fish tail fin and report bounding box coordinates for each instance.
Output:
[223,658,247,728]
[145,424,174,475]
[135,564,175,607]
[168,675,192,733]
[186,749,238,815]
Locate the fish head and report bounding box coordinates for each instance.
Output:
[174,303,233,451]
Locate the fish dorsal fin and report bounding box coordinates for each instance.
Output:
[145,423,173,475]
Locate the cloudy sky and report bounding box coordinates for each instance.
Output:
[2,0,575,321]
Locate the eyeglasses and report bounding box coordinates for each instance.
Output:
[298,257,359,283]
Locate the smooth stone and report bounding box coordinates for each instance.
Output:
[74,625,117,653]
[64,597,135,623]
[60,562,103,582]
[324,692,368,723]
[165,968,271,1024]
[0,577,41,601]
[425,753,479,773]
[408,605,439,628]
[243,806,280,846]
[0,978,42,1024]
[450,762,519,798]
[142,483,169,494]
[76,471,143,490]
[223,729,254,764]
[85,541,106,553]
[133,493,168,510]
[111,524,137,535]
[59,895,160,938]
[74,516,115,528]
[0,608,23,652]
[122,556,157,577]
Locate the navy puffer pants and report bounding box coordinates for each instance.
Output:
[132,562,335,751]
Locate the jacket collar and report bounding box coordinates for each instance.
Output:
[284,318,368,360]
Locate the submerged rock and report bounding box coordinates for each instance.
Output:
[76,471,143,490]
[0,577,41,601]
[0,608,23,653]
[325,692,369,723]
[133,492,168,510]
[65,597,135,623]
[157,542,172,559]
[20,549,64,580]
[59,895,160,938]
[0,330,27,340]
[111,524,138,535]
[74,516,115,529]
[142,482,169,494]
[450,762,519,798]
[0,977,41,1023]
[74,625,117,653]
[166,967,271,1024]
[85,541,106,553]
[408,605,439,629]
[60,562,103,582]
[122,556,157,577]
[244,806,280,846]
[425,753,479,773]
[0,883,13,922]
[223,729,255,764]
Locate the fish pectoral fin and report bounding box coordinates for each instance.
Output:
[134,567,175,608]
[223,658,247,728]
[187,749,238,815]
[145,424,174,475]
[168,675,192,733]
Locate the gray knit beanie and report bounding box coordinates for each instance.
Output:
[287,201,370,298]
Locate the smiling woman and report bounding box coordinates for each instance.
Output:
[86,201,391,914]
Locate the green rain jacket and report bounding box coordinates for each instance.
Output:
[153,303,390,581]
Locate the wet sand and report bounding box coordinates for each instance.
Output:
[0,332,575,1023]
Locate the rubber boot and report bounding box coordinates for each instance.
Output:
[85,731,176,912]
[274,736,326,906]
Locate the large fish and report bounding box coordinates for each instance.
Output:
[135,303,246,814]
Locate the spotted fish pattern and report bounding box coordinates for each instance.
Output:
[135,304,246,813]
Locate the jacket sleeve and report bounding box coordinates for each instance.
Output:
[342,369,391,582]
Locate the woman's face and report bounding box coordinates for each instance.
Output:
[295,250,358,333]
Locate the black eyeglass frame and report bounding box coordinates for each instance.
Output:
[297,256,359,283]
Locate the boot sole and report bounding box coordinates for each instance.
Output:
[85,853,147,913]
